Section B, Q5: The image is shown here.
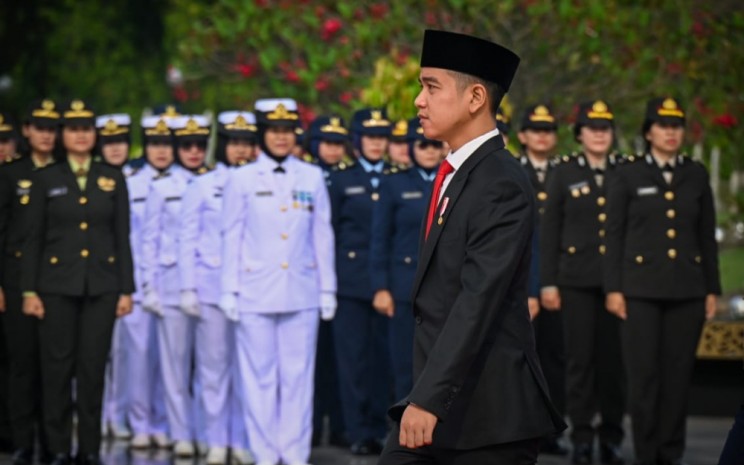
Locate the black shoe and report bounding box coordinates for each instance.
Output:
[350,439,383,456]
[39,450,55,465]
[599,443,624,464]
[49,453,71,465]
[541,437,570,456]
[572,443,593,464]
[311,430,321,447]
[11,448,34,465]
[328,432,349,448]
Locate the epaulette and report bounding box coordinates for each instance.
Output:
[511,152,521,159]
[384,164,408,175]
[3,153,21,164]
[196,165,212,175]
[154,171,171,180]
[126,167,141,178]
[332,160,355,171]
[301,153,317,165]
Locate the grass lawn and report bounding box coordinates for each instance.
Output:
[720,246,744,294]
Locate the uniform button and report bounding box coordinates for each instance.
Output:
[668,249,677,259]
[539,207,545,215]
[599,245,606,255]
[14,251,22,258]
[415,315,422,325]
[371,193,380,201]
[107,256,115,264]
[281,262,289,269]
[348,251,356,259]
[598,213,607,223]
[568,246,576,254]
[695,256,702,263]
[665,191,675,201]
[598,229,606,238]
[280,206,288,212]
[280,233,288,240]
[635,255,644,264]
[80,222,88,231]
[80,249,89,258]
[79,196,87,205]
[667,228,676,239]
[597,196,606,207]
[50,256,58,264]
[537,192,547,201]
[20,195,29,205]
[666,209,675,219]
[404,256,412,264]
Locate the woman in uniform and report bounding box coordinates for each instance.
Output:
[369,117,443,401]
[21,99,134,465]
[141,115,210,457]
[220,98,336,465]
[179,111,256,465]
[540,100,625,465]
[604,97,720,465]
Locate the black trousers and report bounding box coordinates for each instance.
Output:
[312,319,346,438]
[1,287,44,450]
[38,293,117,456]
[379,424,541,465]
[389,300,414,402]
[623,297,704,464]
[718,403,744,465]
[561,287,625,446]
[533,308,565,417]
[0,305,11,451]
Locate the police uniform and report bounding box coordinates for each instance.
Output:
[96,114,134,440]
[141,115,210,454]
[179,111,257,463]
[0,101,58,464]
[120,116,173,448]
[20,99,134,465]
[327,108,392,455]
[604,98,721,465]
[220,98,336,465]
[306,115,350,447]
[369,118,435,402]
[540,101,625,464]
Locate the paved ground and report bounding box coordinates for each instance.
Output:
[0,416,733,465]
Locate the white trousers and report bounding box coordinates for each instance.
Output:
[237,310,319,464]
[102,319,128,428]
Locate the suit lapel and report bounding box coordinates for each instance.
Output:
[60,160,82,194]
[644,154,668,189]
[670,155,687,189]
[411,136,504,299]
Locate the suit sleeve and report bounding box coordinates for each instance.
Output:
[603,168,630,293]
[369,176,394,292]
[141,181,165,292]
[407,178,534,421]
[528,226,540,297]
[20,173,47,292]
[697,167,721,295]
[0,168,10,286]
[114,170,135,294]
[539,168,564,287]
[179,179,203,292]
[311,169,336,294]
[221,170,244,295]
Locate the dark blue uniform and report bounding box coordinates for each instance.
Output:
[369,167,432,401]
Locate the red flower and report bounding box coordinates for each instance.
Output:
[254,0,268,7]
[285,70,300,83]
[314,78,329,91]
[322,18,342,41]
[666,61,683,75]
[424,11,437,26]
[692,21,705,38]
[713,113,738,129]
[234,63,255,78]
[370,3,388,19]
[173,86,188,103]
[340,92,353,104]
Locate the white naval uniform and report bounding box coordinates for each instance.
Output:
[221,154,336,464]
[141,164,197,442]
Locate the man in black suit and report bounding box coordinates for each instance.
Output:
[378,30,565,465]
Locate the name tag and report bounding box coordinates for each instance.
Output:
[637,186,658,196]
[132,197,146,203]
[345,186,365,195]
[255,191,273,197]
[48,186,68,198]
[568,181,589,191]
[165,196,181,202]
[401,191,423,199]
[213,193,222,198]
[16,188,30,196]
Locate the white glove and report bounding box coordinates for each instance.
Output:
[143,289,162,317]
[320,292,337,321]
[180,290,201,318]
[219,293,239,322]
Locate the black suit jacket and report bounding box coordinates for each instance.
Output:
[21,160,135,296]
[0,156,52,289]
[389,135,565,449]
[603,153,720,299]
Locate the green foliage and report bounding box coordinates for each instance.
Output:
[720,247,744,294]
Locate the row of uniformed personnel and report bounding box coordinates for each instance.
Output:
[0,94,720,465]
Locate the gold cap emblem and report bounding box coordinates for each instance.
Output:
[266,103,299,121]
[658,98,684,118]
[588,100,613,120]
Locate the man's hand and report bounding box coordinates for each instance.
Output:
[23,295,45,320]
[116,295,133,318]
[373,290,395,318]
[0,287,5,312]
[606,292,627,320]
[399,403,437,449]
[705,294,718,321]
[540,288,561,311]
[143,289,162,317]
[528,297,540,320]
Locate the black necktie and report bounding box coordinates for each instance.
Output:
[662,164,674,173]
[273,166,286,174]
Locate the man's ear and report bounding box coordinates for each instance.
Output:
[468,84,488,114]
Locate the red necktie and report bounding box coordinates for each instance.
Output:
[425,160,454,240]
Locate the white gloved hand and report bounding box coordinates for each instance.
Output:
[320,292,337,321]
[219,293,239,322]
[143,289,162,317]
[180,290,201,318]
